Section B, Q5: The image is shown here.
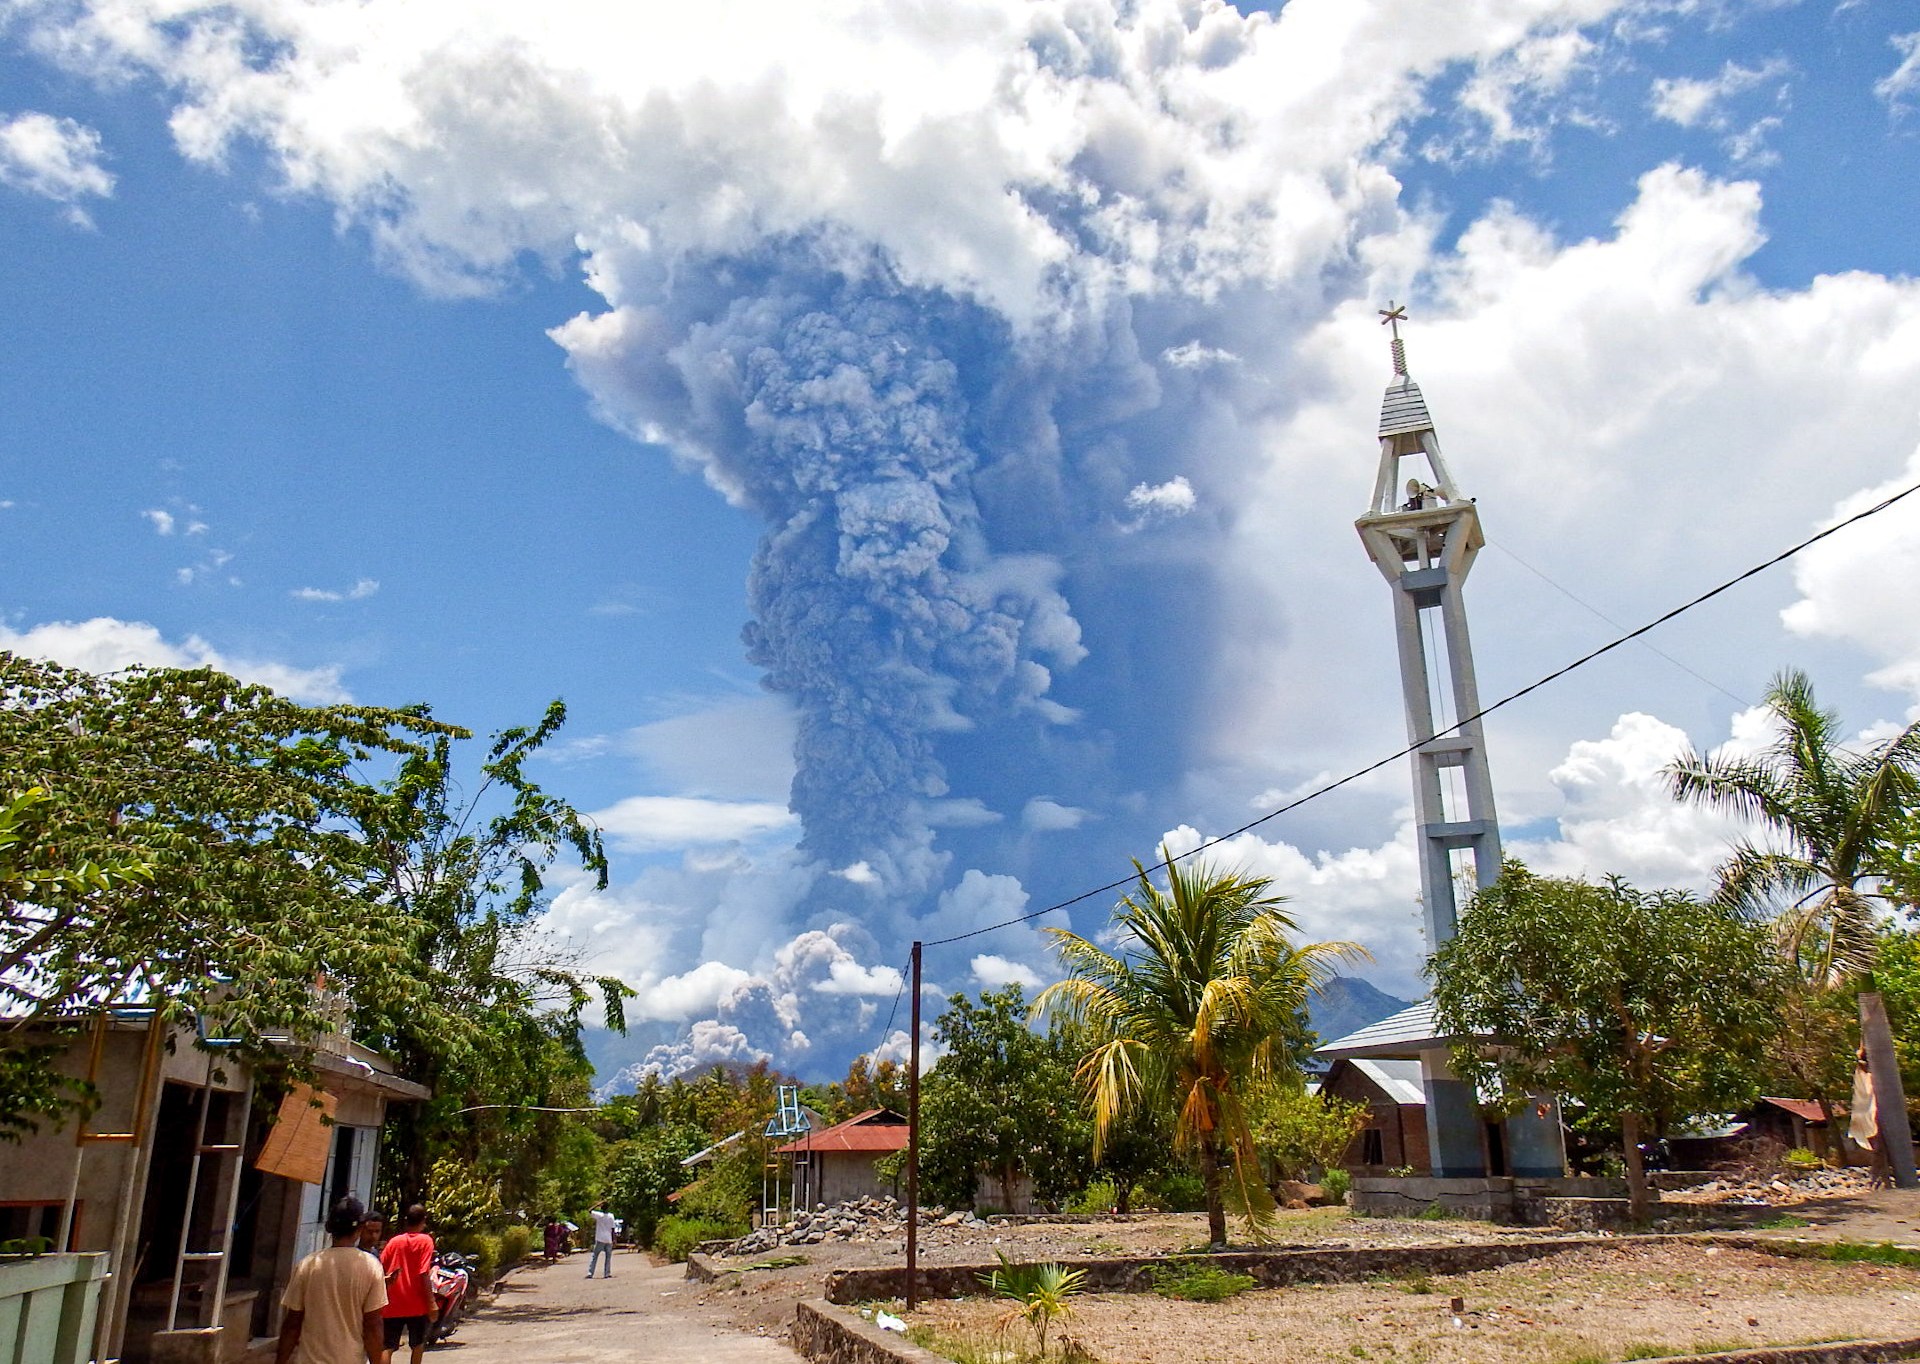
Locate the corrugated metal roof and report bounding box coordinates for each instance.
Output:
[1378,377,1434,437]
[1758,1097,1840,1123]
[1350,1058,1426,1106]
[1314,1000,1452,1059]
[773,1108,910,1155]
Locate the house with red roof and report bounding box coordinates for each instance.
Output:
[772,1109,908,1207]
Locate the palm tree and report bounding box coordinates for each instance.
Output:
[1034,850,1364,1247]
[1668,668,1920,1188]
[1666,669,1920,984]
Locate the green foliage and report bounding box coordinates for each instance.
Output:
[426,1156,503,1239]
[873,1147,907,1192]
[1036,850,1364,1246]
[1433,861,1785,1219]
[1150,1260,1256,1301]
[1064,1178,1119,1214]
[1400,1274,1436,1294]
[1320,1168,1350,1205]
[1142,1171,1207,1212]
[920,986,1091,1211]
[607,1123,705,1245]
[677,1143,758,1224]
[815,1055,910,1125]
[1758,1213,1810,1229]
[980,1253,1087,1357]
[0,654,456,1129]
[498,1224,534,1266]
[1783,1146,1822,1171]
[654,1214,744,1262]
[1247,1082,1369,1182]
[1670,669,1920,984]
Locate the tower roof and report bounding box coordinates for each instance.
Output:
[1375,302,1435,438]
[1378,374,1434,439]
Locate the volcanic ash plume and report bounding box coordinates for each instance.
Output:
[598,283,1086,883]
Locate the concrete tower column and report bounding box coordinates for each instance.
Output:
[1354,307,1564,1180]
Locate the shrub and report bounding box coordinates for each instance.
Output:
[440,1231,503,1282]
[1320,1168,1351,1205]
[1065,1179,1119,1214]
[1150,1261,1257,1302]
[1146,1171,1207,1212]
[1783,1146,1823,1172]
[654,1214,745,1263]
[980,1254,1086,1358]
[497,1224,534,1267]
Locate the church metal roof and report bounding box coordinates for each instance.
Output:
[1313,1000,1454,1060]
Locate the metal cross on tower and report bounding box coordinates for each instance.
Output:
[1353,305,1564,1179]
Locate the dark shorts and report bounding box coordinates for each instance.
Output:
[383,1315,432,1349]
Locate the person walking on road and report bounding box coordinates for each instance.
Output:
[276,1196,387,1364]
[379,1204,437,1364]
[585,1200,617,1279]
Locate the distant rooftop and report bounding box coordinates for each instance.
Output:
[1314,1000,1454,1060]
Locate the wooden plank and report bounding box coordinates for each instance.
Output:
[252,1085,336,1185]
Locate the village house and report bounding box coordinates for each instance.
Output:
[771,1109,907,1208]
[0,1008,425,1364]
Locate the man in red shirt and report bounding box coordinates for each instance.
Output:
[378,1204,436,1364]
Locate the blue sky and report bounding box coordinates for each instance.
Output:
[3,0,1919,1085]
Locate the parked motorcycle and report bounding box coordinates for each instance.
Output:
[429,1251,479,1344]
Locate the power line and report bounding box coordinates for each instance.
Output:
[1486,538,1752,709]
[923,479,1920,949]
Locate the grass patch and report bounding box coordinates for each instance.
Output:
[1399,1274,1436,1295]
[1149,1261,1257,1302]
[1416,1203,1456,1221]
[743,1254,807,1271]
[1757,1213,1810,1230]
[1812,1240,1920,1268]
[905,1324,1011,1364]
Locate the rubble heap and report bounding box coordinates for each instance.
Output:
[723,1197,990,1256]
[1662,1167,1874,1206]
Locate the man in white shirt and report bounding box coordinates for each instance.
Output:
[585,1201,618,1279]
[277,1197,387,1364]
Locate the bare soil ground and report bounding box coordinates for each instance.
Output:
[693,1207,1611,1337]
[896,1242,1920,1364]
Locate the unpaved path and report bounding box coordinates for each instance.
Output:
[447,1250,801,1363]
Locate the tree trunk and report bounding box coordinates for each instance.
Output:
[998,1164,1015,1214]
[1115,1182,1132,1214]
[1622,1112,1651,1225]
[1200,1135,1227,1248]
[1860,991,1919,1189]
[1813,1094,1841,1166]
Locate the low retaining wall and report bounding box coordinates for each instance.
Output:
[1630,1339,1920,1364]
[790,1295,1920,1364]
[792,1301,946,1364]
[1351,1175,1635,1226]
[821,1235,1645,1305]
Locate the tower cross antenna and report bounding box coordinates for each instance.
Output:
[1378,302,1410,375]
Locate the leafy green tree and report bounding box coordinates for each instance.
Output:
[349,701,631,1203]
[606,1124,706,1246]
[1036,851,1362,1246]
[920,986,1091,1211]
[1668,669,1919,983]
[0,654,454,1131]
[1248,1083,1369,1183]
[1431,862,1785,1221]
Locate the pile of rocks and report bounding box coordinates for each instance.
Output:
[1664,1166,1872,1206]
[724,1198,993,1256]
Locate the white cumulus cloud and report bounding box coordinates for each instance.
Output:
[0,616,349,704]
[290,578,380,602]
[0,111,113,223]
[588,795,799,851]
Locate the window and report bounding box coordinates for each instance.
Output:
[1361,1129,1385,1167]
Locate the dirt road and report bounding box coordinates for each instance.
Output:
[447,1251,802,1363]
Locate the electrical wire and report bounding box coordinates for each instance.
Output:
[1486,538,1753,709]
[921,478,1920,949]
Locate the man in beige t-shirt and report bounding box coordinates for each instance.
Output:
[277,1196,388,1364]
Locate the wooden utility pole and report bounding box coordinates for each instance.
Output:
[906,941,922,1311]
